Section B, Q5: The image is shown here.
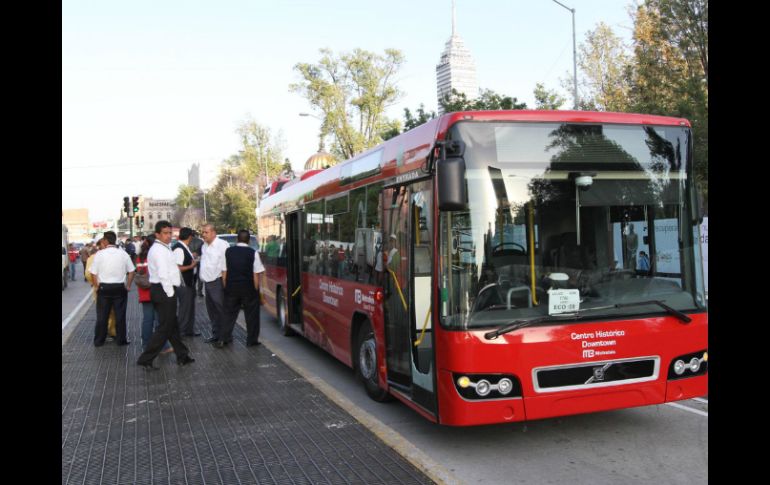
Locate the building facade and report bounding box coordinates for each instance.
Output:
[62,208,90,242]
[141,198,177,228]
[436,0,479,114]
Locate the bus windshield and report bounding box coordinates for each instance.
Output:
[440,121,706,330]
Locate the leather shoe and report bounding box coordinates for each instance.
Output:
[183,332,201,337]
[246,341,261,347]
[137,361,158,371]
[205,336,218,343]
[177,355,195,366]
[117,340,131,346]
[213,341,225,349]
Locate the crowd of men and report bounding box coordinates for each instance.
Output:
[85,221,266,370]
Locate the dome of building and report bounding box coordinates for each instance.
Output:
[304,151,336,171]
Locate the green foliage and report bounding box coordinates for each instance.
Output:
[564,22,632,112]
[175,184,202,209]
[629,0,708,201]
[205,118,285,232]
[439,88,527,112]
[533,83,566,110]
[290,48,405,160]
[403,104,436,131]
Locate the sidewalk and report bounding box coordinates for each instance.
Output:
[62,291,434,485]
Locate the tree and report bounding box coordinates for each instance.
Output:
[439,88,527,112]
[290,48,405,160]
[565,22,632,112]
[403,104,436,131]
[175,184,202,209]
[629,0,708,202]
[533,83,567,110]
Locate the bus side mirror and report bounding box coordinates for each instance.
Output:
[437,157,467,211]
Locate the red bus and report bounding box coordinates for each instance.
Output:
[257,110,708,426]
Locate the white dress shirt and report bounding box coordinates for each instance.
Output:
[89,246,135,283]
[234,242,266,273]
[200,237,229,282]
[148,240,181,297]
[173,240,194,265]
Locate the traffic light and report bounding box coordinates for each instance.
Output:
[123,196,130,215]
[132,196,140,213]
[135,216,140,227]
[140,216,145,227]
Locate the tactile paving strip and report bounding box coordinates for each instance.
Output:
[62,292,435,485]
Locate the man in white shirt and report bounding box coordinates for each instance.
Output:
[218,229,266,348]
[89,231,135,346]
[199,223,229,343]
[136,220,195,369]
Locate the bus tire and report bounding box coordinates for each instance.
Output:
[355,321,391,402]
[277,288,294,336]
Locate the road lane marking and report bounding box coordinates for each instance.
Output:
[62,291,93,330]
[666,402,708,417]
[692,397,708,404]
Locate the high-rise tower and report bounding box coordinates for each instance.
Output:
[436,0,479,114]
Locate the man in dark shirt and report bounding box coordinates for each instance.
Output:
[173,227,199,337]
[188,230,205,297]
[218,229,266,348]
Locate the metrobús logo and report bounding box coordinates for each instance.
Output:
[355,289,375,305]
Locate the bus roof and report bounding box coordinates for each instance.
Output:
[259,110,691,216]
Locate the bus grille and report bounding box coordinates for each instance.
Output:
[533,357,659,393]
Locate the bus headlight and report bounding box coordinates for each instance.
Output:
[457,376,471,388]
[475,380,491,397]
[673,360,686,375]
[668,350,708,380]
[689,357,701,373]
[498,378,513,395]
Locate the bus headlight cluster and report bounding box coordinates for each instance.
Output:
[669,351,708,379]
[454,374,520,399]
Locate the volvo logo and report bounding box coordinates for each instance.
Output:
[593,366,605,381]
[585,363,613,384]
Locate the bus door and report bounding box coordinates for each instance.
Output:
[382,180,437,415]
[286,211,303,329]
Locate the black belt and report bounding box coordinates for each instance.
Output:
[204,277,221,284]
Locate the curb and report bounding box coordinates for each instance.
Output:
[62,291,94,345]
[236,318,462,485]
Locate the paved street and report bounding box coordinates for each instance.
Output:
[61,292,434,485]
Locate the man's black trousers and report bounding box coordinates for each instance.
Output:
[136,284,191,364]
[94,283,128,345]
[221,289,260,345]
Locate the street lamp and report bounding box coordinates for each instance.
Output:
[552,0,578,110]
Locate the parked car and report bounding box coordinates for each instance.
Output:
[218,234,259,250]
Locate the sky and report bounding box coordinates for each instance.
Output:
[62,0,637,223]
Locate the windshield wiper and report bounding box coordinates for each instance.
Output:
[558,300,692,324]
[483,300,691,340]
[484,315,558,340]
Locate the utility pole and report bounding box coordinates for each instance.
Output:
[552,0,579,110]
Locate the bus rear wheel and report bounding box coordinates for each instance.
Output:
[355,322,391,402]
[277,288,294,336]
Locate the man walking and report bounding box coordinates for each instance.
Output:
[136,220,195,370]
[173,227,200,337]
[218,229,266,348]
[199,224,229,343]
[89,231,135,346]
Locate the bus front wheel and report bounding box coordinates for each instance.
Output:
[277,288,294,336]
[355,322,391,402]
